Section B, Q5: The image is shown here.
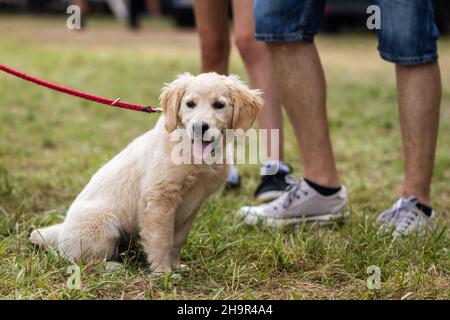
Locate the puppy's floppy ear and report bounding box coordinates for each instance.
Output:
[228,75,264,131]
[159,73,193,133]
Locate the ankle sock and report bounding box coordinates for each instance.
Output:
[304,178,341,196]
[416,202,433,217]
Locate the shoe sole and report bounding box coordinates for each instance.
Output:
[243,209,350,228]
[255,190,285,202]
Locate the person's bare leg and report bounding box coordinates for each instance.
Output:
[72,0,88,27]
[72,0,88,15]
[267,42,340,187]
[232,0,283,161]
[193,0,230,75]
[397,62,441,206]
[145,0,161,18]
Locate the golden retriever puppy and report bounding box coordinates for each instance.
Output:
[30,73,262,274]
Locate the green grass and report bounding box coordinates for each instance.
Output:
[0,16,449,300]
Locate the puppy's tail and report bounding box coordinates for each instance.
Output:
[30,223,63,248]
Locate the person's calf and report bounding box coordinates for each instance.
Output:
[267,41,341,188]
[198,30,230,74]
[397,62,441,208]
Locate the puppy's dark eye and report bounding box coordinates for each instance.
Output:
[186,100,196,108]
[212,101,225,109]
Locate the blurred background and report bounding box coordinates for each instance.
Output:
[0,0,449,32]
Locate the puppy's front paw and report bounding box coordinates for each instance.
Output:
[149,271,182,281]
[150,262,172,275]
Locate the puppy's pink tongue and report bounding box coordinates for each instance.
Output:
[193,141,212,160]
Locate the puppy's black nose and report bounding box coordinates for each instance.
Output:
[193,122,209,137]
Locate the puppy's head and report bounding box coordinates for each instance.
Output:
[159,72,263,159]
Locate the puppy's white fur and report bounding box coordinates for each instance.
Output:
[30,73,262,274]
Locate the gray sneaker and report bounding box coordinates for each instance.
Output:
[377,196,435,237]
[239,179,349,228]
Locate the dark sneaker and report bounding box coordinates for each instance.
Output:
[254,161,294,202]
[225,165,241,189]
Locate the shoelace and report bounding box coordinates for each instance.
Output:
[284,175,300,189]
[388,197,419,229]
[381,197,415,220]
[282,179,309,209]
[395,206,420,232]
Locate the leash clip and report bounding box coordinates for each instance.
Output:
[141,106,162,113]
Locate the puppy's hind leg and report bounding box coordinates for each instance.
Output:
[30,223,63,248]
[58,210,121,263]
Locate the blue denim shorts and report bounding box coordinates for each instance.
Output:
[254,0,439,64]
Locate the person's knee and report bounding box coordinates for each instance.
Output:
[197,28,230,65]
[266,41,314,57]
[234,32,263,62]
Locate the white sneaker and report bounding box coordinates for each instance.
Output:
[377,196,435,237]
[240,179,349,228]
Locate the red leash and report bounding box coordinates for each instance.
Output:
[0,64,161,114]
